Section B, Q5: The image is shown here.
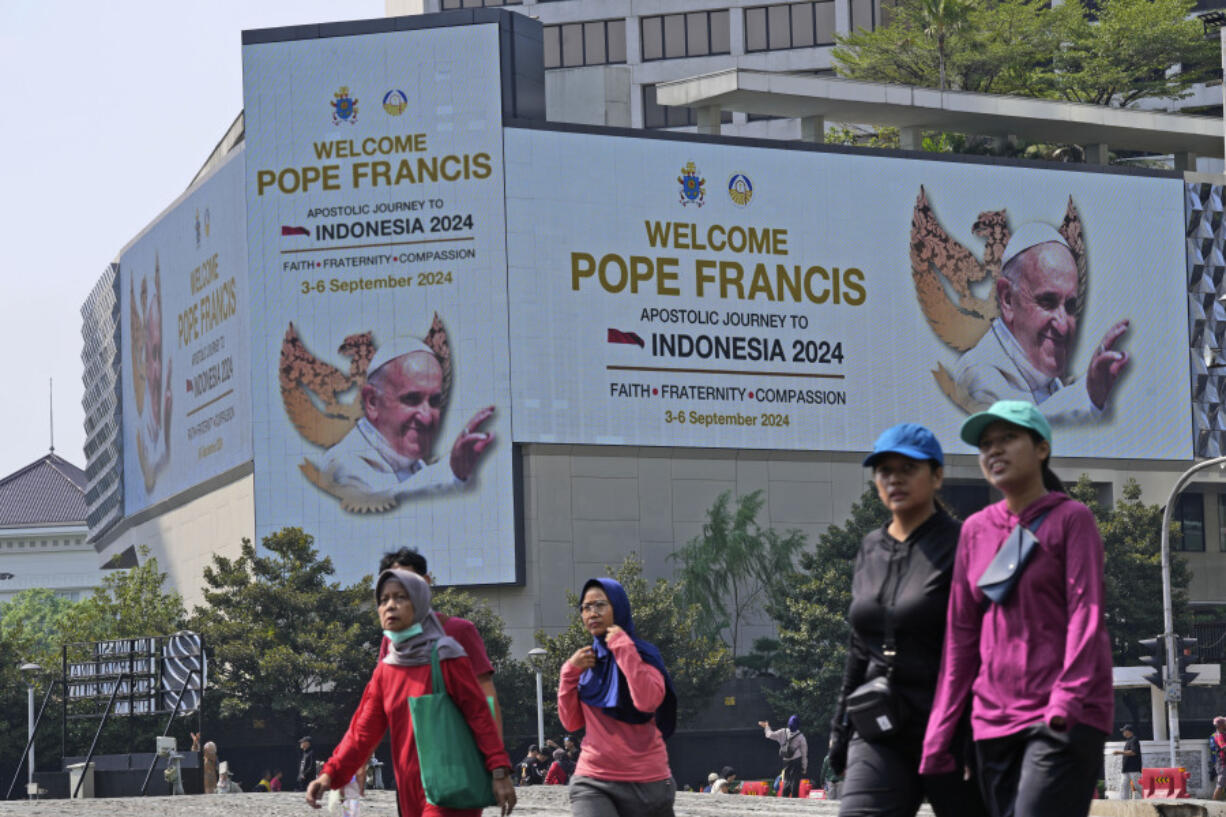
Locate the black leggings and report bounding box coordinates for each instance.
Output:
[975,724,1106,817]
[838,732,986,817]
[781,758,804,797]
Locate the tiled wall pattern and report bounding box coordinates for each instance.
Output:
[1186,182,1226,457]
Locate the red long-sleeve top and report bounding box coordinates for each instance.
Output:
[323,657,510,817]
[558,629,671,783]
[920,493,1113,774]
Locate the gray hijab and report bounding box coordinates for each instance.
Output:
[375,569,467,666]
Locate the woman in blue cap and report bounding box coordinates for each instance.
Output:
[558,577,678,816]
[921,401,1112,817]
[830,423,983,817]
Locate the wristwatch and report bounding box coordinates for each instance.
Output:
[492,767,511,780]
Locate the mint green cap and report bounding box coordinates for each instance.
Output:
[960,400,1052,447]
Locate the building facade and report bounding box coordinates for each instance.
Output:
[0,454,103,604]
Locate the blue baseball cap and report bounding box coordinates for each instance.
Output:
[863,423,944,468]
[960,400,1052,447]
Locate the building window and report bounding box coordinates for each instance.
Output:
[1218,494,1226,551]
[1176,493,1206,552]
[544,20,627,68]
[745,2,837,52]
[642,85,732,129]
[441,0,522,7]
[851,0,877,30]
[940,482,993,522]
[641,10,731,61]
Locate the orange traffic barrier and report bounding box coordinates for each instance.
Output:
[774,779,813,798]
[1140,767,1190,798]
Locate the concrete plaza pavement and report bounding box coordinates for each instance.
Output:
[4,789,1223,815]
[0,788,853,816]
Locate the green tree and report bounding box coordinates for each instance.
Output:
[834,0,1061,95]
[1067,476,1191,659]
[1064,477,1191,727]
[0,588,77,666]
[920,0,973,91]
[432,586,538,743]
[1053,0,1216,106]
[58,549,186,646]
[534,554,733,729]
[762,486,888,732]
[834,0,1211,107]
[186,528,375,741]
[669,490,805,658]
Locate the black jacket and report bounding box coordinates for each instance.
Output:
[832,508,961,742]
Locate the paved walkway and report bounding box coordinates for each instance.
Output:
[0,788,849,816]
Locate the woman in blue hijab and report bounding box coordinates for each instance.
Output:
[558,577,677,816]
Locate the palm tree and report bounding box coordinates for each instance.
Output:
[921,0,972,91]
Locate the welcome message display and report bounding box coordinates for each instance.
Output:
[243,24,517,587]
[506,129,1190,459]
[119,156,252,516]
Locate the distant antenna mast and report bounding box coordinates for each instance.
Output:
[49,378,54,453]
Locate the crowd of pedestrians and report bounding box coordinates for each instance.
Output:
[289,397,1195,817]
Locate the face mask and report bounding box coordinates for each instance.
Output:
[384,623,423,643]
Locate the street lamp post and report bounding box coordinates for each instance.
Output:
[528,648,547,751]
[19,662,41,800]
[1159,455,1226,767]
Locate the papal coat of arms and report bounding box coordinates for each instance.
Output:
[678,162,705,207]
[331,86,359,125]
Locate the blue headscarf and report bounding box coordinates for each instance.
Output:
[576,577,677,739]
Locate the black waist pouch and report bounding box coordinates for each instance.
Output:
[845,675,898,741]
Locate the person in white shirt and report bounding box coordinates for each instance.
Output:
[953,223,1129,425]
[313,340,495,510]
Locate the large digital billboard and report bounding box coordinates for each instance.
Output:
[120,154,252,516]
[243,23,517,586]
[505,130,1191,460]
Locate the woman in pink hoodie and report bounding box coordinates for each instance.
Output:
[920,401,1113,817]
[558,577,677,817]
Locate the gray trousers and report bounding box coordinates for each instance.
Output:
[569,774,675,817]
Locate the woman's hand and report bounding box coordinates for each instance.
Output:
[305,772,331,809]
[568,646,596,670]
[605,624,623,639]
[493,774,517,815]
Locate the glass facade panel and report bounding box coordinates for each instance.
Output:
[1177,493,1206,552]
[687,12,710,56]
[663,14,687,59]
[791,3,815,47]
[816,1,837,43]
[584,21,607,64]
[745,7,768,51]
[543,26,561,69]
[710,10,731,53]
[561,22,584,67]
[768,4,791,48]
[852,0,875,30]
[607,20,627,63]
[642,16,664,61]
[1219,493,1226,551]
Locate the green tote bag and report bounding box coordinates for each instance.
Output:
[406,642,496,809]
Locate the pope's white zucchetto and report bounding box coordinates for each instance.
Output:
[1000,223,1071,269]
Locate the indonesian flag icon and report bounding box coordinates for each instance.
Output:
[607,328,645,348]
[281,225,310,237]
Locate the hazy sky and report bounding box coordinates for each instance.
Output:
[0,0,383,477]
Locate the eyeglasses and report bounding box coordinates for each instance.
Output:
[580,601,610,615]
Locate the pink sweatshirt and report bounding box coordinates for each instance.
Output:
[920,493,1113,775]
[558,629,672,783]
